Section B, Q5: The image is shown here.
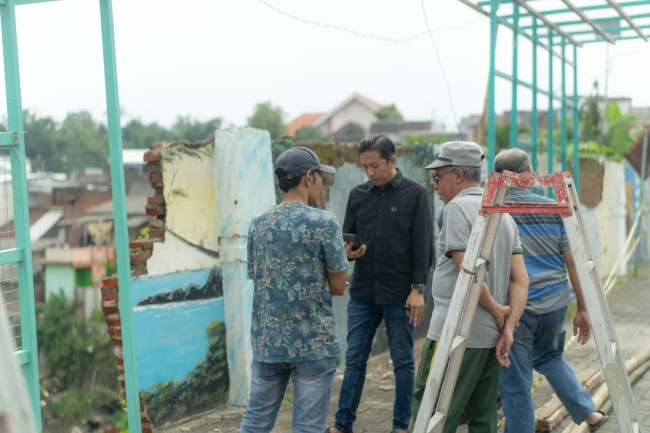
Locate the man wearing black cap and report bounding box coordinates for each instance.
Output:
[241,147,349,433]
[411,141,529,433]
[328,135,434,433]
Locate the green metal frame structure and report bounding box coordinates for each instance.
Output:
[459,0,650,192]
[0,1,141,432]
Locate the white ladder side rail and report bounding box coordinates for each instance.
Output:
[413,186,508,433]
[0,301,38,433]
[561,176,643,433]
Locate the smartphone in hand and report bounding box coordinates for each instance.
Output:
[343,233,361,250]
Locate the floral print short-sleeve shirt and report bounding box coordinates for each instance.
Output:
[247,202,348,362]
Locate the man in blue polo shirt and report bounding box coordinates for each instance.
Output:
[494,148,607,432]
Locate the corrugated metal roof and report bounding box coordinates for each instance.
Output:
[30,208,63,242]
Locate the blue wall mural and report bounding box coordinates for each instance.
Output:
[131,267,228,424]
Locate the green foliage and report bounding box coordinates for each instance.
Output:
[247,101,286,140]
[580,85,601,143]
[295,126,326,142]
[1,110,223,173]
[375,104,403,121]
[37,292,117,389]
[142,321,229,425]
[137,226,151,240]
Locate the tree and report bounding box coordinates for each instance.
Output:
[247,101,286,140]
[294,126,326,142]
[375,104,403,121]
[122,118,174,149]
[170,116,222,142]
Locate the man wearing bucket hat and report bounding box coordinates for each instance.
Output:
[411,141,529,433]
[241,147,349,433]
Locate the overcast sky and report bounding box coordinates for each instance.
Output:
[2,0,649,132]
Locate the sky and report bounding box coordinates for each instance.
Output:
[2,0,649,132]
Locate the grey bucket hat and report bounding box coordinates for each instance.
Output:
[425,141,485,170]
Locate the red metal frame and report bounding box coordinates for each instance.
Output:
[480,171,574,217]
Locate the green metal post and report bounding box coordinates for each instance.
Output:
[509,3,519,149]
[532,17,539,171]
[548,31,555,196]
[488,0,498,171]
[0,1,42,429]
[573,44,580,193]
[560,38,568,171]
[98,2,142,433]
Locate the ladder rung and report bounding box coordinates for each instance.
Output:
[586,260,595,271]
[611,342,618,356]
[450,336,466,354]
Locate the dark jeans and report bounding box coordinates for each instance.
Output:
[334,299,414,432]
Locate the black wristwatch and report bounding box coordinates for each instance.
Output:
[411,283,425,294]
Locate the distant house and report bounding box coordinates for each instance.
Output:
[287,93,383,142]
[286,113,325,137]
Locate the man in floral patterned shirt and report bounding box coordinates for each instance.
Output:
[241,147,349,433]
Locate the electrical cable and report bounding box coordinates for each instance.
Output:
[421,0,463,137]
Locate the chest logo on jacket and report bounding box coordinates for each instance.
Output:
[391,206,398,213]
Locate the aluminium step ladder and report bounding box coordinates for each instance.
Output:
[412,170,643,433]
[0,299,38,433]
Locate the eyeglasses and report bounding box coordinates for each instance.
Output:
[430,167,456,184]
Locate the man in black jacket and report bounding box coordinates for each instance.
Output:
[327,135,434,433]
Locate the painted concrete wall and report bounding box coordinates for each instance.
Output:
[214,128,275,405]
[44,265,74,301]
[148,147,219,276]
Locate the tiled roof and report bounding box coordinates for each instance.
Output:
[286,113,325,137]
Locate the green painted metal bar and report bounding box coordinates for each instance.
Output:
[493,70,577,108]
[538,23,650,39]
[0,0,41,429]
[489,0,649,14]
[510,4,519,149]
[560,40,567,171]
[16,348,30,365]
[460,0,571,61]
[532,17,539,171]
[0,247,24,265]
[581,31,650,44]
[573,44,580,193]
[548,30,555,194]
[488,0,498,171]
[98,1,142,433]
[14,0,59,4]
[0,131,16,145]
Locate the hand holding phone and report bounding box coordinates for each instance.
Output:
[342,233,361,250]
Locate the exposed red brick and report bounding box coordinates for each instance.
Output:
[148,173,163,187]
[108,328,122,338]
[102,306,119,316]
[129,239,155,250]
[149,228,165,239]
[147,195,165,205]
[145,205,166,216]
[130,251,153,263]
[102,291,119,302]
[143,151,161,162]
[102,277,119,288]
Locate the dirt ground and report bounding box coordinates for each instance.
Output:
[156,343,421,433]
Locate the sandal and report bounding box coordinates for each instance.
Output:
[587,410,608,431]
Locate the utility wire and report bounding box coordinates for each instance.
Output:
[255,0,427,42]
[421,0,463,137]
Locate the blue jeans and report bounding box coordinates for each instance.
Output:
[499,308,596,433]
[334,299,414,432]
[240,358,337,433]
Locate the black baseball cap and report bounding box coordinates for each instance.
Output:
[274,147,336,179]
